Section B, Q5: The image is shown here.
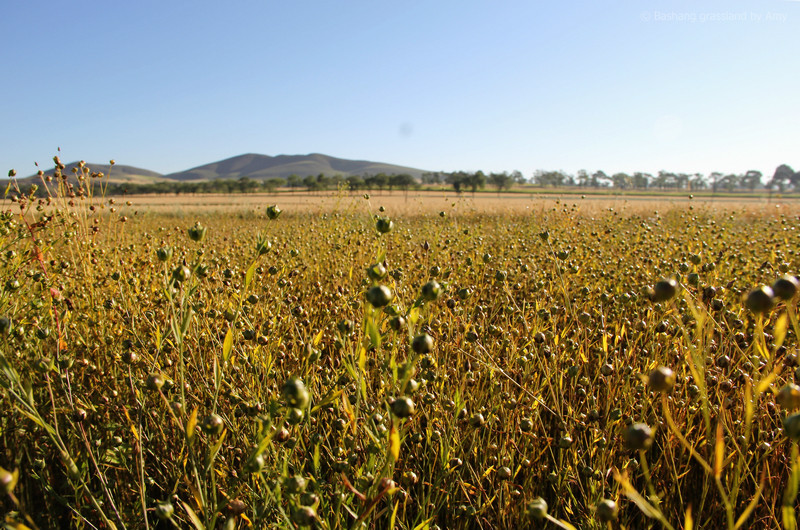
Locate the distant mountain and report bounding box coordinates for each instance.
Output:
[161,153,428,181]
[20,162,165,185]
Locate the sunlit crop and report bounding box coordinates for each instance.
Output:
[1,161,800,529]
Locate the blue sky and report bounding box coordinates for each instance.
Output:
[2,0,798,178]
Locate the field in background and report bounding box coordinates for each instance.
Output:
[121,190,798,217]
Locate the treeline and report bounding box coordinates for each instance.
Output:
[9,164,800,197]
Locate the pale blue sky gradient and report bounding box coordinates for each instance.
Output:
[2,0,798,178]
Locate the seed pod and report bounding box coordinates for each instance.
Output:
[187,223,207,242]
[0,317,11,336]
[367,262,387,281]
[391,397,415,418]
[366,285,394,308]
[772,276,799,301]
[156,247,173,262]
[375,217,394,234]
[527,497,548,520]
[155,501,174,521]
[411,333,434,354]
[595,499,618,522]
[200,414,224,436]
[421,280,442,301]
[283,475,307,494]
[469,412,485,428]
[648,366,675,392]
[784,412,800,441]
[745,286,775,314]
[282,377,310,409]
[266,205,282,220]
[625,423,653,450]
[651,279,677,302]
[777,384,800,410]
[146,373,165,392]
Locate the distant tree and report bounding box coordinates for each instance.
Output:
[719,174,740,192]
[316,173,331,190]
[741,170,762,191]
[611,172,631,190]
[576,170,591,187]
[709,172,724,194]
[488,172,514,194]
[533,170,567,187]
[690,173,707,190]
[303,175,318,193]
[768,164,795,192]
[468,171,486,194]
[510,170,525,185]
[372,173,389,193]
[263,177,286,192]
[631,172,651,189]
[390,174,415,193]
[287,174,302,192]
[346,175,364,191]
[446,172,466,193]
[421,172,443,185]
[675,173,690,190]
[591,170,609,188]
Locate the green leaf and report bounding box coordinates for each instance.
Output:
[222,327,234,364]
[181,501,205,530]
[366,317,381,349]
[205,429,227,471]
[186,407,198,446]
[245,261,257,289]
[180,307,194,338]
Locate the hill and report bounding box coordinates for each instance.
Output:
[161,153,428,181]
[18,162,165,185]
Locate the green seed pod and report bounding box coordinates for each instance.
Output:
[625,423,653,450]
[527,497,548,520]
[291,506,318,526]
[411,333,434,354]
[187,223,207,242]
[772,276,799,301]
[200,414,224,436]
[745,286,775,314]
[391,397,415,418]
[777,384,800,410]
[282,377,310,409]
[156,247,173,262]
[648,366,675,392]
[286,407,305,425]
[155,501,174,521]
[367,262,387,281]
[282,475,307,494]
[784,412,800,441]
[266,205,282,220]
[172,265,191,283]
[421,280,442,301]
[469,412,485,428]
[595,499,618,522]
[366,285,394,308]
[145,373,165,392]
[244,454,265,474]
[375,217,394,234]
[0,316,12,335]
[651,279,678,302]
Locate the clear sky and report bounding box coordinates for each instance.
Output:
[2,0,798,178]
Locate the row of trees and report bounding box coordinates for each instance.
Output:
[25,164,798,196]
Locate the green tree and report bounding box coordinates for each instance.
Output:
[488,172,514,194]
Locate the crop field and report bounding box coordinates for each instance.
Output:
[2,180,800,529]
